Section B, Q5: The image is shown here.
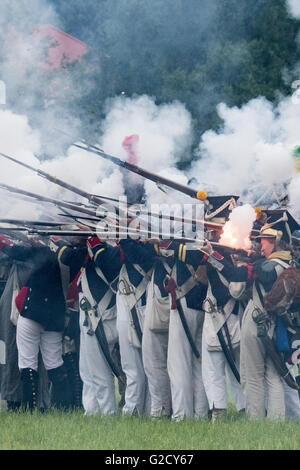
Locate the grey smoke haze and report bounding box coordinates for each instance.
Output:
[0,0,86,157]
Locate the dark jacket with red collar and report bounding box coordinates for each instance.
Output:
[0,239,66,332]
[54,238,122,308]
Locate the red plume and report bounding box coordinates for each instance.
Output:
[122,134,139,165]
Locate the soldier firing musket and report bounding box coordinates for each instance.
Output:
[0,149,227,235]
[69,138,240,225]
[206,208,300,419]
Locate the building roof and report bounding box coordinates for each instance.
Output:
[33,24,88,70]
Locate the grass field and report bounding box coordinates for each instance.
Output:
[1,405,300,450]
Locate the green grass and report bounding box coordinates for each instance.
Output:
[1,405,300,450]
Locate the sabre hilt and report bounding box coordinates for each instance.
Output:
[252,307,269,337]
[79,296,97,335]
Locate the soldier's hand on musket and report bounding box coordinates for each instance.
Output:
[0,234,13,247]
[202,240,213,255]
[76,223,91,231]
[148,238,161,244]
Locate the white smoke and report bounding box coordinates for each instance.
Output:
[288,173,300,218]
[219,204,257,250]
[99,94,193,205]
[286,0,300,19]
[191,95,300,218]
[0,107,125,220]
[0,93,194,225]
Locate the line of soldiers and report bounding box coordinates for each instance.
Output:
[1,196,300,422]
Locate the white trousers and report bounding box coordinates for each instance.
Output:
[116,292,151,416]
[79,293,118,416]
[16,315,63,371]
[240,301,285,420]
[283,378,300,420]
[167,298,209,420]
[142,325,172,417]
[263,377,300,420]
[201,337,245,411]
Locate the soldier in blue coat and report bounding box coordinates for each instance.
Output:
[198,209,300,420]
[0,235,71,411]
[116,237,158,416]
[51,235,123,416]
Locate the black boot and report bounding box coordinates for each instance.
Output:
[7,401,21,412]
[20,368,39,412]
[63,352,83,409]
[48,364,73,411]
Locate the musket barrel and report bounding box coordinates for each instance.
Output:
[0,151,112,208]
[0,182,99,218]
[0,218,71,227]
[27,227,252,257]
[72,143,200,200]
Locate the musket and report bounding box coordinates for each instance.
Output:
[0,151,113,208]
[60,199,224,232]
[28,228,251,256]
[0,182,102,219]
[71,142,203,200]
[58,213,105,224]
[62,200,99,209]
[53,128,105,153]
[0,228,31,245]
[0,150,226,232]
[92,231,250,255]
[0,218,72,227]
[27,229,202,241]
[0,226,29,231]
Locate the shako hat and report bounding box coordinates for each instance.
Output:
[254,209,300,245]
[202,194,239,224]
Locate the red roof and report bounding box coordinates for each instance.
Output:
[33,24,88,70]
[3,24,87,72]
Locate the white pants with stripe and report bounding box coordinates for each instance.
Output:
[16,315,63,371]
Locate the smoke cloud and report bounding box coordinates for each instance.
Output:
[286,0,300,19]
[219,204,257,250]
[99,94,193,205]
[190,94,300,222]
